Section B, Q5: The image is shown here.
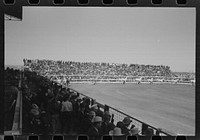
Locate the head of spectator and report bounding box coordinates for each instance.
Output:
[76,96,82,102]
[93,116,102,129]
[91,104,98,112]
[30,108,40,117]
[142,123,154,136]
[87,111,96,121]
[109,127,124,136]
[122,117,132,127]
[32,104,39,110]
[103,111,112,123]
[79,103,85,112]
[63,94,70,102]
[116,121,124,129]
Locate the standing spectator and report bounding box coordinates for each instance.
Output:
[77,103,86,133]
[47,95,61,134]
[60,94,73,134]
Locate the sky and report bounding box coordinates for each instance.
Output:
[5,7,195,72]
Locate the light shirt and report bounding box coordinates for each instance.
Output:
[61,100,73,112]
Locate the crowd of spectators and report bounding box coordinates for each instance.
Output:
[23,59,173,77]
[21,70,162,136]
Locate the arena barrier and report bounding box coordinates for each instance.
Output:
[46,74,195,86]
[44,74,180,136]
[68,87,176,136]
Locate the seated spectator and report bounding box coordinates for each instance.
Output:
[101,111,115,135]
[142,123,154,136]
[109,127,124,136]
[81,111,96,134]
[88,116,103,136]
[120,117,134,135]
[129,127,140,136]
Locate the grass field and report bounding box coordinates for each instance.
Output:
[71,83,195,135]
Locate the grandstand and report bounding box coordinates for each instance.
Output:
[23,59,195,85]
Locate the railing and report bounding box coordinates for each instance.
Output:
[4,72,23,135]
[68,87,175,136]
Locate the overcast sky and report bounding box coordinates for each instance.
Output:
[5,7,195,72]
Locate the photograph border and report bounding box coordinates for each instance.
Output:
[1,0,199,139]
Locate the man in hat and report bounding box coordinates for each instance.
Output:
[121,117,134,135]
[130,127,140,136]
[142,123,154,136]
[81,111,96,134]
[88,116,102,136]
[101,111,115,135]
[109,127,124,136]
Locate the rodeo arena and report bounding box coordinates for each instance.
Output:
[4,59,195,139]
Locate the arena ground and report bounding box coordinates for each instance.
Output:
[70,83,195,135]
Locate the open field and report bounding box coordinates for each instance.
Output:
[71,83,195,135]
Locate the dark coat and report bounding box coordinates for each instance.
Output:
[101,121,115,135]
[88,126,99,136]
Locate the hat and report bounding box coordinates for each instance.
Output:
[123,117,132,125]
[30,109,40,116]
[109,127,124,136]
[76,96,82,101]
[130,127,140,135]
[104,111,111,117]
[32,104,39,109]
[88,111,96,116]
[91,104,98,110]
[71,92,77,96]
[93,116,102,123]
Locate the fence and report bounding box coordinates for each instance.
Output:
[68,87,175,136]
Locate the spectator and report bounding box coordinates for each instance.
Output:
[142,123,154,136]
[129,127,140,136]
[88,116,103,136]
[101,111,115,135]
[82,111,96,134]
[60,94,73,134]
[109,127,124,136]
[120,117,134,135]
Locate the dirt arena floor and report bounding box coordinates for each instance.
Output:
[71,83,195,135]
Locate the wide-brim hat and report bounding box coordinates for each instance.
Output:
[104,111,111,117]
[87,111,96,116]
[123,117,132,125]
[30,109,40,116]
[130,127,140,135]
[109,127,124,136]
[91,104,98,110]
[32,104,39,109]
[93,116,102,123]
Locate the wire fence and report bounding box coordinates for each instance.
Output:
[70,88,175,136]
